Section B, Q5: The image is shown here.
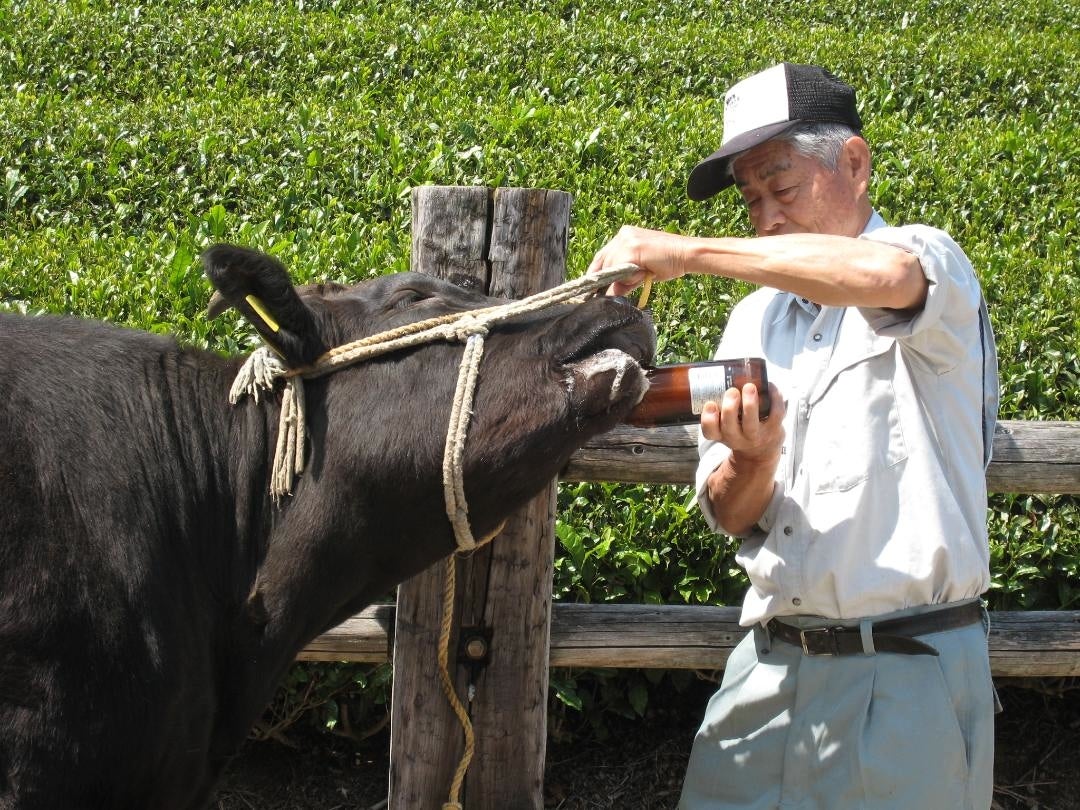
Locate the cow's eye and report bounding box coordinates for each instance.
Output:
[388,289,427,310]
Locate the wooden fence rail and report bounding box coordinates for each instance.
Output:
[300,604,1080,679]
[300,419,1080,678]
[561,419,1080,493]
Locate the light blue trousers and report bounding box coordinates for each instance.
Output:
[678,600,997,810]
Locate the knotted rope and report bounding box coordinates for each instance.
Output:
[227,262,646,809]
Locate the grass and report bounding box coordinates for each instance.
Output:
[3,0,1079,726]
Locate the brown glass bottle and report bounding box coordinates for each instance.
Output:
[625,358,770,427]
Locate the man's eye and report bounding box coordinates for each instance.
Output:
[776,186,798,200]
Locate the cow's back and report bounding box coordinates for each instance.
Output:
[0,313,242,809]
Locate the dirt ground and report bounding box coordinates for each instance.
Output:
[215,678,1080,810]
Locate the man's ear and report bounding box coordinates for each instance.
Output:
[202,244,329,367]
[842,135,872,196]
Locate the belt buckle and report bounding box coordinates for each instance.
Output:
[799,626,841,656]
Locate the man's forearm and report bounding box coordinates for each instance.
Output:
[685,233,928,310]
[706,451,780,537]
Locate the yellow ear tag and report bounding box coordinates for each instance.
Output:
[637,275,653,310]
[244,295,280,333]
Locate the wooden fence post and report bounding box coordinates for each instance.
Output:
[388,185,572,809]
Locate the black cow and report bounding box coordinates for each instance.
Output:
[0,245,655,810]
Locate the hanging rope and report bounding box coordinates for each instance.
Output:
[438,553,472,810]
[442,332,487,550]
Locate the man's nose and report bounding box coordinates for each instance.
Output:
[755,199,786,235]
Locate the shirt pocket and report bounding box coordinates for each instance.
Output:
[803,340,909,494]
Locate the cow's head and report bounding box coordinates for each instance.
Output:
[203,245,655,581]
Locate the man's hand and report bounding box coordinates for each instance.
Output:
[587,225,691,297]
[701,382,784,459]
[702,383,786,536]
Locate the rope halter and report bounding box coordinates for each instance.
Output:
[228,263,646,551]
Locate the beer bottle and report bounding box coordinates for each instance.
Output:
[625,358,770,427]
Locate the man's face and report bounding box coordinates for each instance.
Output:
[732,138,866,237]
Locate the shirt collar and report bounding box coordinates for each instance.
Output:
[862,209,888,234]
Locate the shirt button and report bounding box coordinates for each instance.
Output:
[783,526,793,535]
[792,597,802,607]
[812,333,822,342]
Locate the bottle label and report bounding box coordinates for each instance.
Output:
[688,365,734,414]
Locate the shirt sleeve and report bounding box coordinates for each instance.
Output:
[860,223,999,467]
[694,438,729,533]
[857,225,984,373]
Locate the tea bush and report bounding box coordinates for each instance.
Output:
[3,0,1078,739]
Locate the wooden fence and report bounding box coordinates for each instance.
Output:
[301,420,1080,679]
[297,186,1080,809]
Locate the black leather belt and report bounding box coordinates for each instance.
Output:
[766,600,984,657]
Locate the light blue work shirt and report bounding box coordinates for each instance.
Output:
[695,211,999,626]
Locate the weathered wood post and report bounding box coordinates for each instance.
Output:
[388,185,572,809]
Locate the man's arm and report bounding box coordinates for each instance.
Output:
[589,226,928,311]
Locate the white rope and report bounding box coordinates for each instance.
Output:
[442,332,487,551]
[228,263,643,542]
[228,345,288,404]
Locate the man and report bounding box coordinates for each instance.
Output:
[589,63,1000,809]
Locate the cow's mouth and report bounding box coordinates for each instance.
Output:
[568,346,648,408]
[558,307,656,420]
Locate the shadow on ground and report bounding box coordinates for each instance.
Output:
[216,678,1080,810]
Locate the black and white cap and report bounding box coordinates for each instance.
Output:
[687,63,863,201]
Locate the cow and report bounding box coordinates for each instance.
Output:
[0,244,656,810]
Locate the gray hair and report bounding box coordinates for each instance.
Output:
[728,121,860,179]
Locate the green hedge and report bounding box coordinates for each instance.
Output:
[3,0,1078,738]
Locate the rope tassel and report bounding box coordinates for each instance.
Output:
[228,349,305,500]
[228,346,289,405]
[270,378,305,499]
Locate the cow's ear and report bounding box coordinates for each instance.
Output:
[202,244,329,367]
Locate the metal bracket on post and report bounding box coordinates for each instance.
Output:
[458,625,493,671]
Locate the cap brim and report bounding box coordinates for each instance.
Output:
[686,120,798,201]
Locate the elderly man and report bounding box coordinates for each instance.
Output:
[589,63,1000,809]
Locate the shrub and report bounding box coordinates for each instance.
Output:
[3,0,1077,741]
